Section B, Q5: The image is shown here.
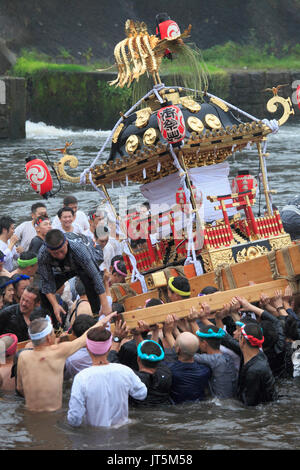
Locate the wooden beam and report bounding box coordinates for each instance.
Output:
[121,278,289,329]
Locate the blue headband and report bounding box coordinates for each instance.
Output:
[45,233,66,251]
[196,328,226,339]
[0,274,30,290]
[235,321,245,327]
[137,340,165,362]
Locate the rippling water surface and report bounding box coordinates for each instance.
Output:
[0,118,299,450]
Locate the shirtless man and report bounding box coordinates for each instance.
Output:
[16,312,116,412]
[0,333,18,391]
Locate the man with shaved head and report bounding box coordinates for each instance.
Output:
[164,329,211,404]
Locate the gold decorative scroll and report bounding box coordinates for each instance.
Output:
[266,95,295,126]
[54,154,81,183]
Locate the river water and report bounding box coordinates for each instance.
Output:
[0,119,299,451]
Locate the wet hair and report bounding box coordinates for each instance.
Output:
[200,286,219,295]
[63,195,78,206]
[112,260,127,277]
[293,294,300,315]
[110,255,124,267]
[240,314,259,325]
[31,202,46,214]
[111,302,125,314]
[260,320,278,349]
[243,323,264,348]
[19,251,37,262]
[11,273,30,292]
[198,324,223,350]
[45,229,65,248]
[0,216,15,234]
[146,298,164,307]
[222,315,236,336]
[75,278,86,297]
[138,340,163,369]
[169,276,191,297]
[284,316,299,341]
[72,314,98,338]
[29,307,47,322]
[118,340,139,370]
[23,285,40,303]
[34,215,49,226]
[87,327,111,342]
[57,206,74,219]
[0,275,11,295]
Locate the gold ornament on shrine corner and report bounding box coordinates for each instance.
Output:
[262,84,295,126]
[266,95,295,126]
[52,142,81,183]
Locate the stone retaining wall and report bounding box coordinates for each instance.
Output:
[0,76,26,139]
[25,69,299,129]
[1,70,300,139]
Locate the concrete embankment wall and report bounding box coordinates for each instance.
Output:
[0,76,26,139]
[1,70,300,138]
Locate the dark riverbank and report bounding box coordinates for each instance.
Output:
[23,69,300,130]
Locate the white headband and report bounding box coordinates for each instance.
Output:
[28,315,53,341]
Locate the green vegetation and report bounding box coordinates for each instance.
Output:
[202,41,300,70]
[9,43,299,129]
[12,41,300,78]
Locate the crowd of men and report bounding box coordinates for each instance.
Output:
[1,195,300,428]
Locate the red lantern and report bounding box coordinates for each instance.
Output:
[156,19,181,40]
[157,105,185,144]
[25,157,53,198]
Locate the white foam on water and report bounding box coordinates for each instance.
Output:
[25,121,111,139]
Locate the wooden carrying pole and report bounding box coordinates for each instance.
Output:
[15,278,291,350]
[121,278,289,329]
